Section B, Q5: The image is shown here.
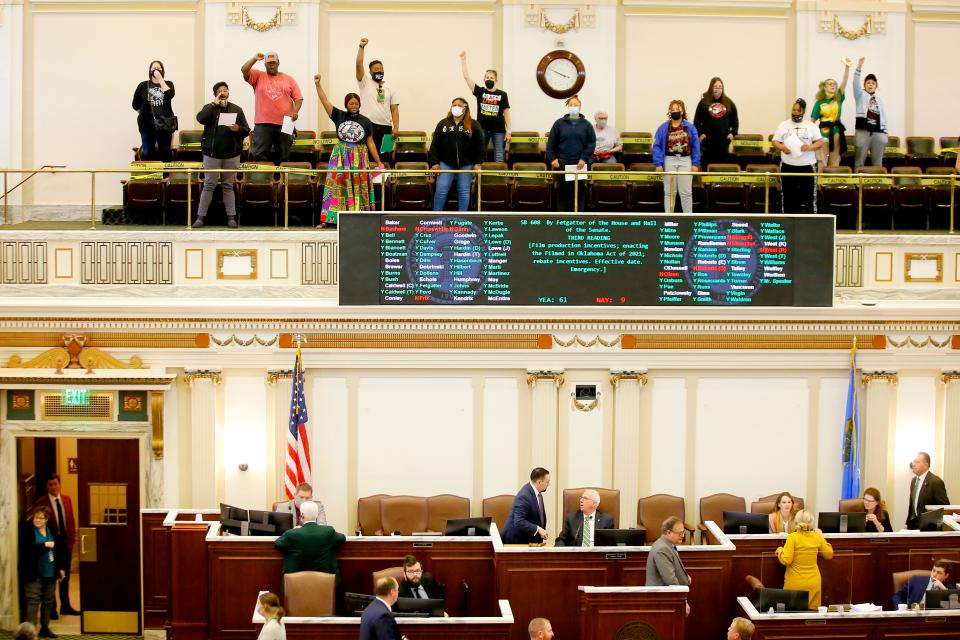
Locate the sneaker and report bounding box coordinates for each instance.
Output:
[39,628,58,638]
[191,218,204,228]
[227,219,238,228]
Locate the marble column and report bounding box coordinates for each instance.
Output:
[862,371,898,508]
[527,371,562,535]
[610,372,647,528]
[941,373,960,498]
[185,372,221,508]
[0,428,19,629]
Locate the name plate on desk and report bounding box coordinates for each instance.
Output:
[412,541,434,548]
[605,552,627,560]
[869,537,890,543]
[804,619,827,625]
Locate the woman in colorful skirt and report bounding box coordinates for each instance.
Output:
[314,74,382,228]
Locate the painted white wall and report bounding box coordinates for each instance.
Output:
[311,376,349,530]
[0,3,23,204]
[563,380,605,489]
[649,377,687,497]
[892,375,938,529]
[357,377,474,498]
[695,378,810,503]
[222,369,267,508]
[814,376,850,515]
[912,20,960,140]
[482,377,520,498]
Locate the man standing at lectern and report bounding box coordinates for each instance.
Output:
[502,467,551,544]
[906,451,949,529]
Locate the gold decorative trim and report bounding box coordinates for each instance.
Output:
[874,251,894,282]
[527,371,565,387]
[941,372,960,384]
[209,334,277,347]
[819,12,884,38]
[31,1,195,11]
[527,6,596,31]
[227,3,296,31]
[862,371,899,385]
[887,336,951,348]
[54,248,73,279]
[266,370,293,386]
[280,333,550,349]
[904,252,943,283]
[150,390,163,460]
[6,348,145,372]
[269,249,289,280]
[955,253,960,282]
[327,1,495,12]
[553,335,620,348]
[216,249,258,280]
[0,376,175,386]
[620,334,885,350]
[571,396,599,412]
[182,370,223,386]
[0,333,207,348]
[610,372,649,388]
[184,248,204,280]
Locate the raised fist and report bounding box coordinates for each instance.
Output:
[359,38,369,47]
[256,52,265,61]
[314,74,321,84]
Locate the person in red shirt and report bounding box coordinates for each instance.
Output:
[241,51,304,164]
[33,474,79,617]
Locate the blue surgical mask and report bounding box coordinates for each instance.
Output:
[567,106,580,117]
[294,497,305,507]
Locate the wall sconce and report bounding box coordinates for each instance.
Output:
[238,463,249,472]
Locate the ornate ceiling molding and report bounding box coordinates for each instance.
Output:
[862,371,899,385]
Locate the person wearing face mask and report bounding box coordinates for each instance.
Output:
[275,482,328,526]
[458,51,512,163]
[546,95,596,211]
[193,82,250,229]
[652,100,700,213]
[591,111,622,164]
[356,38,400,162]
[811,60,851,168]
[693,77,739,168]
[132,60,176,161]
[428,98,485,211]
[852,57,888,172]
[772,98,824,214]
[241,51,303,164]
[313,74,383,228]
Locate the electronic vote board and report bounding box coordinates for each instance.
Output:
[339,213,834,307]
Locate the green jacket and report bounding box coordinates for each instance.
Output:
[273,522,346,580]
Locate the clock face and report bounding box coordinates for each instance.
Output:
[536,50,586,99]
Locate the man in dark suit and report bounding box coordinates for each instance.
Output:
[906,451,950,529]
[273,501,345,580]
[360,576,408,640]
[555,489,614,547]
[646,516,691,614]
[397,555,445,600]
[893,559,953,607]
[33,474,79,617]
[502,467,550,544]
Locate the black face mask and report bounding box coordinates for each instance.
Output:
[670,111,682,121]
[791,114,804,123]
[484,79,495,90]
[372,72,384,83]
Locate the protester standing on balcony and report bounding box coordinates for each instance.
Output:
[356,38,400,163]
[132,60,177,161]
[852,57,888,172]
[459,50,511,162]
[242,51,303,165]
[773,98,823,214]
[193,82,250,229]
[653,99,700,213]
[694,77,738,169]
[428,97,485,211]
[546,95,596,212]
[811,59,851,168]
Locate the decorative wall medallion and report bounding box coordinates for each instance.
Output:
[226,3,297,31]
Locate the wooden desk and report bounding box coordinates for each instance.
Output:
[252,596,515,640]
[738,596,960,640]
[578,586,687,640]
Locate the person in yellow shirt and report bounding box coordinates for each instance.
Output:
[776,509,834,609]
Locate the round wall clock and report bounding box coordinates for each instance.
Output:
[536,49,586,100]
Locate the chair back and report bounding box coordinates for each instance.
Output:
[380,496,428,535]
[372,566,406,593]
[393,161,430,185]
[562,488,621,528]
[512,162,549,184]
[591,162,626,173]
[907,136,936,155]
[178,130,203,146]
[426,494,470,533]
[283,571,336,615]
[508,131,543,155]
[699,493,747,529]
[753,493,805,512]
[357,494,389,535]
[280,162,315,184]
[822,166,852,175]
[892,569,930,596]
[482,495,515,534]
[637,493,686,544]
[745,575,765,592]
[480,162,510,185]
[891,166,922,186]
[838,498,865,512]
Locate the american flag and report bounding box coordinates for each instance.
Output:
[284,348,312,499]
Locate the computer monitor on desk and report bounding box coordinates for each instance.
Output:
[444,516,491,536]
[723,511,769,534]
[593,528,645,547]
[755,588,809,613]
[925,588,960,610]
[219,503,248,536]
[344,592,375,616]
[393,597,445,617]
[818,511,867,533]
[247,509,294,536]
[918,508,945,532]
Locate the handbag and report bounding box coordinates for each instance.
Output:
[153,114,179,133]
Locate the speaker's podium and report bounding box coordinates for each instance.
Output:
[578,585,688,640]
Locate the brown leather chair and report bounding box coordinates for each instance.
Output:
[372,566,406,592]
[699,493,747,542]
[483,495,515,534]
[752,494,805,514]
[380,496,428,535]
[357,494,389,535]
[561,488,621,528]
[745,574,764,592]
[893,569,929,596]
[636,494,693,544]
[426,494,470,533]
[283,571,336,615]
[839,498,865,512]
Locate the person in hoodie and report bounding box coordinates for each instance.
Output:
[653,99,701,213]
[193,81,250,228]
[852,57,889,171]
[693,77,738,168]
[546,95,596,211]
[428,97,485,211]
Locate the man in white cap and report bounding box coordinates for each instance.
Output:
[241,50,303,163]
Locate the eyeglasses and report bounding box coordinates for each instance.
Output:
[406,568,423,575]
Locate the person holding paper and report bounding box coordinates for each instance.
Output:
[592,110,622,164]
[193,82,250,228]
[356,38,400,162]
[313,75,382,228]
[132,60,176,161]
[241,51,303,164]
[428,97,485,211]
[546,95,596,212]
[772,98,823,214]
[653,99,700,213]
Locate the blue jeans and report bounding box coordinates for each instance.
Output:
[433,162,472,211]
[140,129,173,161]
[483,131,506,162]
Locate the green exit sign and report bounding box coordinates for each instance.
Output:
[63,389,90,406]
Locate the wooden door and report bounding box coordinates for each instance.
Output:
[77,438,141,633]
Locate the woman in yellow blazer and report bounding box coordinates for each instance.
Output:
[776,509,834,609]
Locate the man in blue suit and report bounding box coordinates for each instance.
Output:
[502,467,551,544]
[893,559,953,608]
[360,576,408,640]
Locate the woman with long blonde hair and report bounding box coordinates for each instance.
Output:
[768,491,798,534]
[811,60,851,167]
[776,509,834,609]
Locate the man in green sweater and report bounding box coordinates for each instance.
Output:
[273,501,346,580]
